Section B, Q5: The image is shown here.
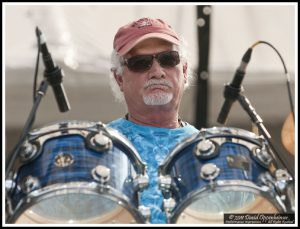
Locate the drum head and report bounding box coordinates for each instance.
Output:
[174,190,279,224]
[15,191,138,224]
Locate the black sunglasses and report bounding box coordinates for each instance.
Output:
[123,50,180,72]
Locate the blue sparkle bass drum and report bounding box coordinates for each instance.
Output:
[158,127,288,224]
[6,120,149,224]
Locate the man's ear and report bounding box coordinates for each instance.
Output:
[114,72,124,92]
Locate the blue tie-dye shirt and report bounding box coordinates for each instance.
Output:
[107,118,199,224]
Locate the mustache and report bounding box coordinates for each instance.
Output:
[144,79,173,89]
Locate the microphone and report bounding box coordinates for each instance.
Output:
[36,27,71,112]
[217,48,253,124]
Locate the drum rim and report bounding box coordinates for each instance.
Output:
[7,181,146,224]
[169,179,286,223]
[21,120,147,174]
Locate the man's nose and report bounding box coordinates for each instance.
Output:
[149,59,165,79]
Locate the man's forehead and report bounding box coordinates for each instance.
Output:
[127,38,177,56]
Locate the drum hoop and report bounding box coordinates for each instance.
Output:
[8,181,145,224]
[21,120,146,174]
[159,129,262,175]
[170,179,285,223]
[28,120,100,136]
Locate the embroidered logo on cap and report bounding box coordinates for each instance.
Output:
[132,18,152,28]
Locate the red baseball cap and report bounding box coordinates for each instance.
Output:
[113,18,180,56]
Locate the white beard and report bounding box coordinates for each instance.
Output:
[143,92,173,105]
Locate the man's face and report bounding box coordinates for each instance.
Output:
[114,38,187,112]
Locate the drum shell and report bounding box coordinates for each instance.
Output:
[159,127,286,223]
[7,121,147,224]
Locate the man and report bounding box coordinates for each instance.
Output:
[108,17,199,224]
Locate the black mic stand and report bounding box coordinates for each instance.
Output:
[220,82,294,179]
[5,80,49,180]
[237,94,294,179]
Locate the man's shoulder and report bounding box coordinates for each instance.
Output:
[182,122,199,133]
[106,118,126,127]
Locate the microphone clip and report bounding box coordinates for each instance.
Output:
[43,66,64,88]
[223,83,244,103]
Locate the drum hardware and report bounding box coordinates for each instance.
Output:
[59,123,70,135]
[251,143,272,169]
[257,171,286,211]
[54,152,74,168]
[91,165,111,185]
[91,131,113,152]
[193,140,218,160]
[95,121,106,129]
[138,205,151,223]
[259,169,292,197]
[5,179,15,194]
[124,176,134,185]
[274,169,293,194]
[284,182,295,213]
[193,129,219,160]
[258,171,289,206]
[200,163,220,181]
[19,142,38,162]
[200,163,220,190]
[158,175,174,198]
[134,174,149,191]
[163,198,176,219]
[21,176,40,194]
[158,175,172,191]
[258,172,276,189]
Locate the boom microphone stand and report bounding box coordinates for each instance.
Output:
[237,93,294,178]
[5,80,49,179]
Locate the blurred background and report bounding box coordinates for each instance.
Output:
[4,4,297,174]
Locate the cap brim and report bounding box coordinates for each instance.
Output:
[118,33,180,56]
